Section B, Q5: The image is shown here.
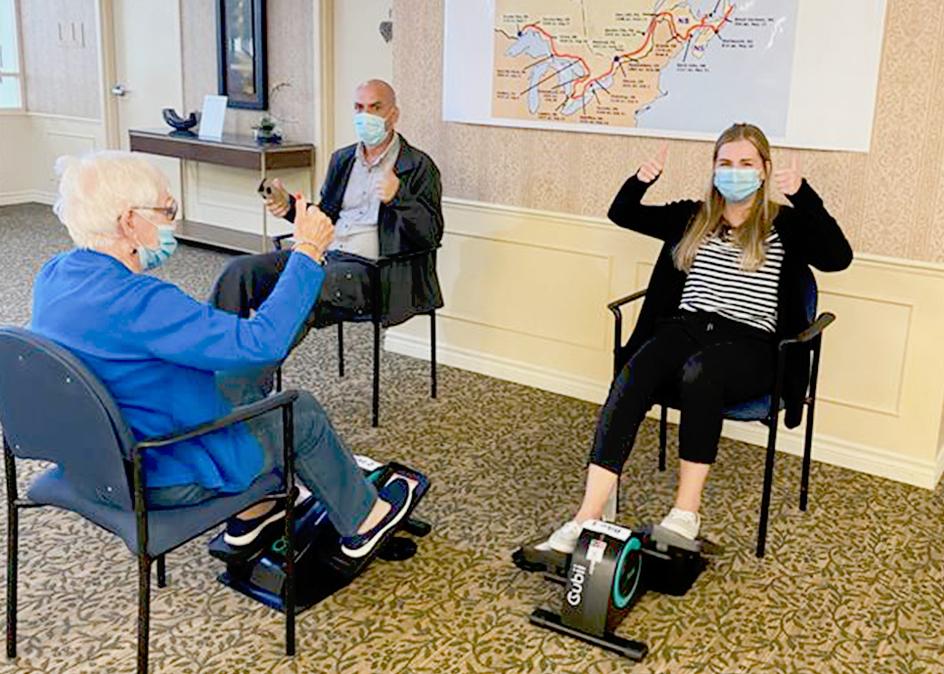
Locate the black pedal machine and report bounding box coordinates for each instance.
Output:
[208,456,431,613]
[513,520,717,661]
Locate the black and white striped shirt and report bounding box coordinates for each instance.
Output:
[679,229,784,332]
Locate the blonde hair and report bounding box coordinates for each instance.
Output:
[673,123,780,273]
[53,151,168,249]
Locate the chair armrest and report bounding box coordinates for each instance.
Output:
[134,390,300,452]
[778,312,836,351]
[607,289,647,316]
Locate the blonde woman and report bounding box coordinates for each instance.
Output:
[539,123,852,552]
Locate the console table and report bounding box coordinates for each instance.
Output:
[129,129,316,253]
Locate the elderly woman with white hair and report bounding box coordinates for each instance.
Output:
[30,151,414,558]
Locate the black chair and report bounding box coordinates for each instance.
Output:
[273,234,437,427]
[607,266,834,557]
[0,327,302,674]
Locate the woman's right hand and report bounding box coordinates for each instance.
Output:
[265,178,292,218]
[292,194,334,262]
[636,141,668,184]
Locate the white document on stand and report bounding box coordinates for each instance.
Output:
[198,95,228,141]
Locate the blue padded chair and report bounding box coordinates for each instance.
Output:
[607,265,835,557]
[0,327,302,674]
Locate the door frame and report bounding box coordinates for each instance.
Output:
[96,0,183,151]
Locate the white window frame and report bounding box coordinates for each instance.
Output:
[0,0,25,112]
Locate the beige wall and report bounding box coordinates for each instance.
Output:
[181,0,314,142]
[394,0,944,264]
[332,0,393,149]
[20,0,100,119]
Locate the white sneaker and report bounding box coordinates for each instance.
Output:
[659,508,701,540]
[534,519,583,554]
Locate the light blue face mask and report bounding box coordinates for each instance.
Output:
[713,167,762,203]
[137,224,178,271]
[353,112,389,147]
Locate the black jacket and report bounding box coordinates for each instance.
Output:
[609,175,853,427]
[318,135,444,327]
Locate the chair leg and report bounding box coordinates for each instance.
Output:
[659,407,668,472]
[137,554,152,674]
[283,509,296,656]
[337,323,345,378]
[372,319,381,427]
[5,439,18,659]
[156,554,166,588]
[800,340,824,512]
[5,498,17,659]
[430,311,437,399]
[756,422,779,558]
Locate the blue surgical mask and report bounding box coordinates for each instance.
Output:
[353,112,388,147]
[137,224,178,271]
[713,167,762,203]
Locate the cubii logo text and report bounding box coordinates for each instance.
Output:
[566,563,588,606]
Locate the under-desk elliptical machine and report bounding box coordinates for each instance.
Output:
[513,516,718,661]
[209,455,431,613]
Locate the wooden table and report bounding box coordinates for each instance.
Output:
[129,129,316,253]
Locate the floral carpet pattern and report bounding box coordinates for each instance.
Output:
[0,204,942,673]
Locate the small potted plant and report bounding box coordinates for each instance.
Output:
[252,114,282,144]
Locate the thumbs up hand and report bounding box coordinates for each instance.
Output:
[774,152,803,197]
[636,141,668,184]
[377,165,400,204]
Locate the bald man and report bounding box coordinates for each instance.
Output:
[210,79,443,340]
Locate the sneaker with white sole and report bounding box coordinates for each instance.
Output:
[340,476,414,559]
[659,507,701,540]
[534,519,584,554]
[223,489,311,548]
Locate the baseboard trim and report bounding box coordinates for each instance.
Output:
[0,191,56,206]
[385,330,941,490]
[719,419,939,490]
[384,330,609,405]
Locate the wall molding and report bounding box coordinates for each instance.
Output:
[385,330,609,405]
[385,329,942,490]
[0,191,55,206]
[442,196,944,277]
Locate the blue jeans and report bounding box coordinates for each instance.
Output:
[146,370,378,538]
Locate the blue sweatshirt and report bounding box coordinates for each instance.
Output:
[31,249,325,492]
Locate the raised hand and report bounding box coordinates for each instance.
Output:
[636,141,668,184]
[292,194,334,262]
[376,165,400,204]
[774,152,802,196]
[265,178,292,218]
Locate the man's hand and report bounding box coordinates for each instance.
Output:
[636,141,668,184]
[265,178,292,218]
[377,166,400,204]
[292,194,333,262]
[774,152,803,197]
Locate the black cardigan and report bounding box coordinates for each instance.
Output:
[608,175,853,428]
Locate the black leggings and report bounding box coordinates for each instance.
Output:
[590,311,776,472]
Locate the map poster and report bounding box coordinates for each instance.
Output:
[443,0,889,152]
[493,0,796,137]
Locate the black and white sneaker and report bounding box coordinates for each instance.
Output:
[340,476,414,559]
[223,490,309,548]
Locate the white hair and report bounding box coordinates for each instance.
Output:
[53,151,169,248]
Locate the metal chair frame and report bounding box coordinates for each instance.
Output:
[273,234,437,427]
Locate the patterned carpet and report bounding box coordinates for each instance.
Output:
[0,203,943,673]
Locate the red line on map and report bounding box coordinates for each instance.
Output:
[517,3,734,102]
